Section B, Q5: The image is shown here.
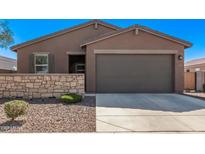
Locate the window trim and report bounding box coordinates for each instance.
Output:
[34,53,49,73]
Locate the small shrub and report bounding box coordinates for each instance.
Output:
[4,100,29,121]
[60,93,82,104]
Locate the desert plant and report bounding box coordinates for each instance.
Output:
[60,93,82,104]
[4,100,29,121]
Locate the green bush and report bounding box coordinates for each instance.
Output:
[4,100,29,121]
[60,93,82,104]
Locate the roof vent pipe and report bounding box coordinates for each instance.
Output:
[135,28,139,35]
[94,22,98,29]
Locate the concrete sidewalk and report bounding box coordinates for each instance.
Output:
[96,94,205,132]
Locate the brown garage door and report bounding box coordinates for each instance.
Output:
[96,54,174,93]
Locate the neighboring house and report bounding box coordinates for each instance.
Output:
[11,20,192,93]
[0,56,17,73]
[185,58,205,72]
[185,58,205,91]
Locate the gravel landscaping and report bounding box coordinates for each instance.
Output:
[0,96,95,133]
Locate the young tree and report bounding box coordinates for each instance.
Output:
[0,20,14,48]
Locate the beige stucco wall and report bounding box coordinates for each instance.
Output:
[0,74,84,98]
[185,63,205,72]
[86,29,185,93]
[0,56,17,71]
[16,24,116,73]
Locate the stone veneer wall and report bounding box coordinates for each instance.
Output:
[0,74,84,98]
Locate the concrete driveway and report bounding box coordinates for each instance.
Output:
[96,94,205,132]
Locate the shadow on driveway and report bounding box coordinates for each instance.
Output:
[96,94,205,112]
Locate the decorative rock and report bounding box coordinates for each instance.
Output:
[44,76,50,81]
[69,89,77,93]
[26,83,33,88]
[0,74,84,98]
[78,80,84,84]
[6,76,13,80]
[0,76,5,80]
[14,76,22,82]
[71,82,77,87]
[41,93,53,97]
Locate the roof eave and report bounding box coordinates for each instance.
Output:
[184,43,192,48]
[138,26,192,48]
[10,46,18,52]
[81,26,193,48]
[10,20,121,52]
[80,26,136,47]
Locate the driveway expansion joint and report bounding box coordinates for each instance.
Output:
[96,94,205,132]
[97,119,135,132]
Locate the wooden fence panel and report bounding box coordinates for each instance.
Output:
[184,72,196,90]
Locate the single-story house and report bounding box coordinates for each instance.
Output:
[11,20,192,93]
[0,56,17,73]
[185,58,205,72]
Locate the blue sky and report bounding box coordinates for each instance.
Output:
[0,19,204,62]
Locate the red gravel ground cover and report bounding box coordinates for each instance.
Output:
[0,96,96,133]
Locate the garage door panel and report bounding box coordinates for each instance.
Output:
[96,54,174,93]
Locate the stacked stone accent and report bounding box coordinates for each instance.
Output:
[0,74,84,98]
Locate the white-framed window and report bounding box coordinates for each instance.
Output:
[34,54,48,73]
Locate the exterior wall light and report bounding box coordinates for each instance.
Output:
[178,55,183,60]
